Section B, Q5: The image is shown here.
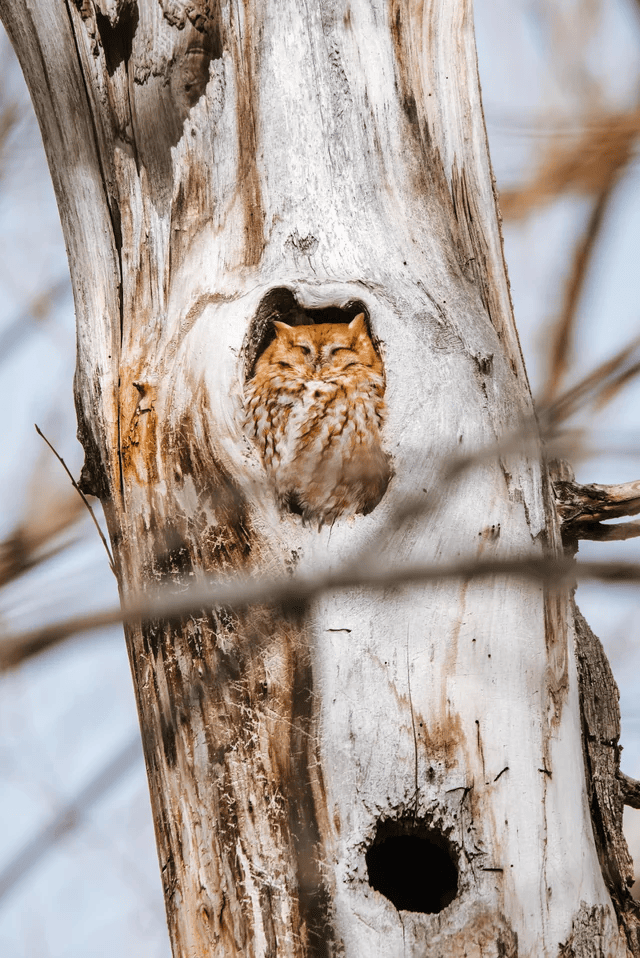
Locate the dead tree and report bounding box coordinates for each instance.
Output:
[2,0,638,955]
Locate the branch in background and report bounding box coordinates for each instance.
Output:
[0,454,86,589]
[0,38,21,182]
[0,94,17,178]
[0,737,142,905]
[541,180,617,403]
[0,421,111,589]
[499,105,640,404]
[7,552,640,671]
[0,531,80,589]
[499,108,640,220]
[539,335,640,431]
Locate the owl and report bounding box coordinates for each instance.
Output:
[245,313,391,527]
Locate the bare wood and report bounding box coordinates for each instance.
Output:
[1,1,637,956]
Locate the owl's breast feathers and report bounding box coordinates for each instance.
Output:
[244,343,389,525]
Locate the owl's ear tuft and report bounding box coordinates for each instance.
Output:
[273,320,293,335]
[349,313,367,334]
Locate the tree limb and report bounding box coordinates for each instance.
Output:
[619,773,640,811]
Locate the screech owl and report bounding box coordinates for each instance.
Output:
[245,313,391,526]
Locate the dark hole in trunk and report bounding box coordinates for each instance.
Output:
[365,819,458,914]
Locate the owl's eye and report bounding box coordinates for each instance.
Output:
[278,361,293,369]
[329,346,350,357]
[297,344,312,356]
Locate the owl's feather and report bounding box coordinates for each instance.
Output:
[245,314,391,526]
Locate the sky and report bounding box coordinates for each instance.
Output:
[0,1,639,954]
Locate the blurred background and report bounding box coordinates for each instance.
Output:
[1,0,639,953]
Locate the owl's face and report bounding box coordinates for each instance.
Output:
[255,313,381,381]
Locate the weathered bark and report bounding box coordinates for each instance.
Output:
[574,603,640,955]
[1,0,637,955]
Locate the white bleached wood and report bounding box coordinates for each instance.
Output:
[1,0,636,955]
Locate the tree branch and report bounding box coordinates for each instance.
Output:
[619,773,640,810]
[554,477,640,541]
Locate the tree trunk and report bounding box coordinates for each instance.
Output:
[2,0,638,955]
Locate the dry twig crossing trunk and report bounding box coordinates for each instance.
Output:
[1,0,638,955]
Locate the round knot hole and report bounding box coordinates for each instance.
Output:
[365,819,458,914]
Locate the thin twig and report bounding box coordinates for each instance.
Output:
[5,553,640,671]
[35,424,116,576]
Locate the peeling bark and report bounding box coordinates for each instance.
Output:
[1,0,637,955]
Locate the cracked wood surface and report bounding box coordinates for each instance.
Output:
[1,0,637,955]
